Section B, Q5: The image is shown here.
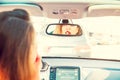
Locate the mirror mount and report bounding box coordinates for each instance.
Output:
[59,19,73,24]
[62,19,69,24]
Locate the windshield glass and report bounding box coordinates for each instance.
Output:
[31,16,120,60]
[1,0,119,60]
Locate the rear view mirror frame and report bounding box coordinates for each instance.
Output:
[46,23,83,36]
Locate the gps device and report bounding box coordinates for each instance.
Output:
[50,66,80,80]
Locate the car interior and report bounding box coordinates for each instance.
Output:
[0,0,120,80]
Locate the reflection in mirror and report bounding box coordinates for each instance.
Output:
[46,24,83,36]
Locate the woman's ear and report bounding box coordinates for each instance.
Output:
[34,54,42,70]
[32,54,41,80]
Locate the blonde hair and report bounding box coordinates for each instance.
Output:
[53,25,62,34]
[53,24,82,35]
[0,16,37,80]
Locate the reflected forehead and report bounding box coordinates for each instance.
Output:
[62,25,77,27]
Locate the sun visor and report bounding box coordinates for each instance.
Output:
[87,5,120,17]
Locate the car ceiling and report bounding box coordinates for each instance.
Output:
[0,1,120,19]
[38,2,120,19]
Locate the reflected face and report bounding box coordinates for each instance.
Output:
[61,25,78,35]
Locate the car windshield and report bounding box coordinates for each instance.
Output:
[30,16,120,60]
[1,0,120,61]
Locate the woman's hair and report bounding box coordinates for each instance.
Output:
[76,26,83,35]
[0,9,30,22]
[0,9,35,80]
[53,24,83,35]
[53,25,62,34]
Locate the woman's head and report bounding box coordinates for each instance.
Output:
[0,9,29,22]
[61,25,79,35]
[0,9,41,80]
[53,24,82,35]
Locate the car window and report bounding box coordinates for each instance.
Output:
[1,1,120,61]
[29,16,120,60]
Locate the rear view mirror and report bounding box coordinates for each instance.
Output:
[46,24,83,36]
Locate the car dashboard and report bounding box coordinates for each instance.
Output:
[0,0,120,80]
[41,57,120,80]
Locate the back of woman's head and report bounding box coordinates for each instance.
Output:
[0,9,30,22]
[0,9,35,80]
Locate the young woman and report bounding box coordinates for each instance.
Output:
[0,9,41,80]
[53,24,82,35]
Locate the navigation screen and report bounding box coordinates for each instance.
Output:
[56,68,80,80]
